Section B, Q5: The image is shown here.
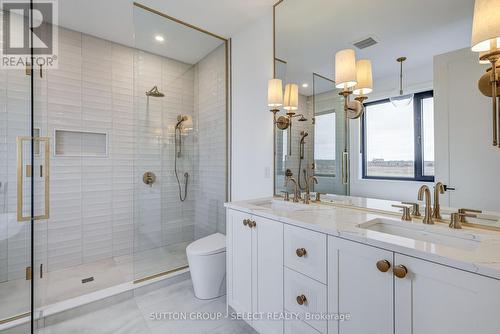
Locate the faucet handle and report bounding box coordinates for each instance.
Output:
[458,208,482,223]
[314,192,326,203]
[280,191,290,202]
[392,205,412,221]
[402,202,421,217]
[450,211,479,229]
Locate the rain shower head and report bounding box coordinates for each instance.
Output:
[297,114,308,122]
[146,86,165,97]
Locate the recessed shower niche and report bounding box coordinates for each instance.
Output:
[54,129,108,157]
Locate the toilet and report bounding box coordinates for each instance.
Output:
[186,233,226,300]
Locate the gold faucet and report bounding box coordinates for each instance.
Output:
[285,177,301,203]
[392,204,412,221]
[432,182,445,219]
[449,210,479,229]
[303,176,318,204]
[418,185,434,225]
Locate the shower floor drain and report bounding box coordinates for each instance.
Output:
[82,277,94,284]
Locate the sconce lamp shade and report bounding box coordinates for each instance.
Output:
[283,83,299,111]
[471,0,500,52]
[268,79,283,107]
[353,59,373,95]
[335,49,357,89]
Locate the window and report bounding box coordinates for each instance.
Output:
[314,111,336,176]
[362,91,434,181]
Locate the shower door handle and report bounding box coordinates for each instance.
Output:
[17,136,50,222]
[342,151,349,185]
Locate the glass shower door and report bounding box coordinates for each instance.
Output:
[312,73,349,195]
[0,65,34,326]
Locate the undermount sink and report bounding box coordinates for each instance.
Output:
[358,218,483,250]
[251,199,319,212]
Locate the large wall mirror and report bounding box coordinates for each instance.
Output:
[274,0,500,224]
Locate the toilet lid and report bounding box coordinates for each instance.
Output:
[186,233,226,256]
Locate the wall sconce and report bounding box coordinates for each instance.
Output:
[268,78,283,115]
[353,59,373,116]
[267,80,307,131]
[471,0,500,147]
[335,49,373,119]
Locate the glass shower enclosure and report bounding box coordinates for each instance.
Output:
[0,2,228,331]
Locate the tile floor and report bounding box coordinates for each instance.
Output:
[38,279,257,334]
[0,242,190,321]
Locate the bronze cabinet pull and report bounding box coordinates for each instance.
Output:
[296,248,307,257]
[296,294,307,305]
[248,220,257,228]
[376,260,391,273]
[243,219,249,226]
[393,265,408,279]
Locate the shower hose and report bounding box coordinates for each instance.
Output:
[175,127,189,202]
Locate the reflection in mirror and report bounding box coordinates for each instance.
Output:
[274,0,500,223]
[312,74,348,195]
[274,59,315,195]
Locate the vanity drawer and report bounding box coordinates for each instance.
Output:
[284,224,327,283]
[285,318,322,334]
[284,268,327,333]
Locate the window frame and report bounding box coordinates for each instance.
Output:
[361,90,435,182]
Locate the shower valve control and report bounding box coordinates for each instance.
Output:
[143,172,156,187]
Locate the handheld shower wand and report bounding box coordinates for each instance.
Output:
[298,131,309,190]
[175,115,190,202]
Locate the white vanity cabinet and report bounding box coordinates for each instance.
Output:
[226,207,500,334]
[328,237,500,334]
[328,237,394,334]
[226,209,284,334]
[394,254,500,334]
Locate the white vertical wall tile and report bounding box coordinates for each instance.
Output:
[1,26,227,280]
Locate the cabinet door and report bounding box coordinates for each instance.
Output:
[328,237,394,334]
[227,210,253,315]
[395,254,500,334]
[254,216,284,334]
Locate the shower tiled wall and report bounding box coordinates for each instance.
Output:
[0,26,226,281]
[194,45,227,238]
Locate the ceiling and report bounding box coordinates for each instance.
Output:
[57,0,275,64]
[275,0,476,96]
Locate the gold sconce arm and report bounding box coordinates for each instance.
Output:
[339,89,364,119]
[478,51,500,148]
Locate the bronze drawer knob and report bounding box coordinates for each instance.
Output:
[248,220,256,228]
[296,248,307,257]
[243,219,249,226]
[296,294,307,305]
[393,265,408,279]
[376,260,391,273]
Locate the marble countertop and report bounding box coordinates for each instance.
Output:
[225,197,500,281]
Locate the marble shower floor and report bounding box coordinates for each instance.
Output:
[0,241,191,322]
[37,279,257,334]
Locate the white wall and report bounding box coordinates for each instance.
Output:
[434,48,500,212]
[231,13,274,201]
